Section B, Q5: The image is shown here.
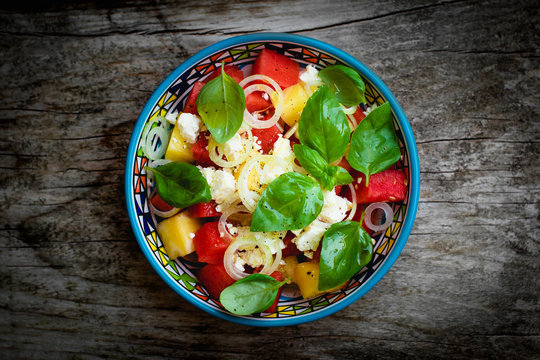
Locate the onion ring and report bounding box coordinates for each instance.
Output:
[364,202,394,233]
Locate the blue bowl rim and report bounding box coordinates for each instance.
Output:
[125,32,420,327]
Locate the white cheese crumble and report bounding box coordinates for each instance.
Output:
[299,64,323,86]
[177,113,201,144]
[271,136,295,164]
[223,133,245,161]
[292,220,330,252]
[197,166,236,204]
[318,190,352,224]
[259,161,288,185]
[363,103,378,117]
[165,111,179,125]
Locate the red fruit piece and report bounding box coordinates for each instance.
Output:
[354,169,407,204]
[246,92,273,113]
[353,107,366,123]
[150,193,174,212]
[282,231,301,258]
[198,263,235,300]
[190,135,216,167]
[183,81,205,115]
[193,221,230,264]
[190,201,221,218]
[204,64,244,84]
[251,125,282,154]
[252,49,300,89]
[263,271,283,313]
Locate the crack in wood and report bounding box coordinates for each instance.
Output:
[289,0,475,34]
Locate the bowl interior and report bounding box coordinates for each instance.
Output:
[126,34,418,326]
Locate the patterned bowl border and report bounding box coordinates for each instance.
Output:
[125,33,420,327]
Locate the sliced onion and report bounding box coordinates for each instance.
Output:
[237,155,292,212]
[263,244,282,276]
[239,74,282,92]
[146,178,180,219]
[345,183,358,221]
[346,113,358,130]
[141,116,171,160]
[302,81,314,97]
[341,104,358,115]
[218,205,248,242]
[283,123,298,139]
[223,236,274,280]
[364,202,394,233]
[148,196,181,218]
[242,83,283,129]
[147,158,171,169]
[208,128,253,168]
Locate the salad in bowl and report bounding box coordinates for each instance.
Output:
[125,33,419,326]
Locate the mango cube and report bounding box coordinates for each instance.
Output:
[164,121,194,163]
[157,211,201,259]
[293,261,344,299]
[280,256,299,284]
[271,83,309,127]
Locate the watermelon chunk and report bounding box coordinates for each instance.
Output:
[190,201,221,218]
[354,169,407,204]
[183,81,205,115]
[246,92,273,113]
[353,107,366,123]
[252,49,300,89]
[251,125,282,154]
[282,231,301,257]
[193,221,230,264]
[264,271,283,313]
[204,64,244,84]
[191,135,216,167]
[198,263,235,299]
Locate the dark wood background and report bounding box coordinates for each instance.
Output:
[1,0,538,358]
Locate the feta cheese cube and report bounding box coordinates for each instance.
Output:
[259,161,287,185]
[223,133,244,161]
[197,166,236,204]
[292,220,330,252]
[272,137,295,164]
[299,64,323,86]
[318,190,352,224]
[165,111,179,124]
[177,113,201,144]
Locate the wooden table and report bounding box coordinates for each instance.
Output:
[1,1,538,358]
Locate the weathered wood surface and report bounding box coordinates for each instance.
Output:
[1,0,538,358]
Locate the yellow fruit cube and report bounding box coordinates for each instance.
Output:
[293,261,345,299]
[165,121,194,163]
[157,211,201,259]
[280,256,299,284]
[271,84,309,127]
[294,261,320,299]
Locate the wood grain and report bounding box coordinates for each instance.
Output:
[0,0,538,358]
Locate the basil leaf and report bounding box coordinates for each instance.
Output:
[292,144,328,182]
[346,101,401,186]
[324,165,354,189]
[196,63,246,143]
[220,273,287,315]
[318,221,373,291]
[298,86,351,163]
[293,144,353,190]
[251,172,324,232]
[145,162,211,208]
[318,65,366,106]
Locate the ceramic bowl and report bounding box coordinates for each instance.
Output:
[125,33,420,326]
